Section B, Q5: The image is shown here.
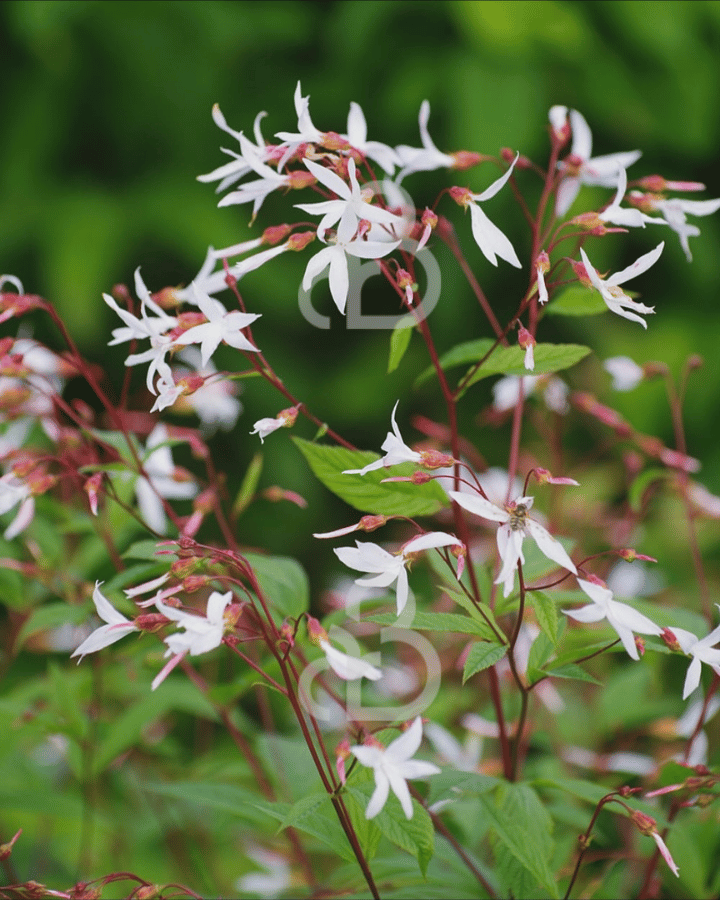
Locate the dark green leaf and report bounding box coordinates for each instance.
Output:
[366,611,497,637]
[244,551,309,618]
[233,452,263,516]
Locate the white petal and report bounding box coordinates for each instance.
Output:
[365,771,390,819]
[526,519,577,574]
[608,242,664,286]
[448,491,509,523]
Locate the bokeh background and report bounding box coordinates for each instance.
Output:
[1,0,720,564]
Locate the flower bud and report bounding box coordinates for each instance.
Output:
[335,738,351,785]
[288,231,316,252]
[359,515,387,532]
[448,186,474,208]
[419,449,454,469]
[0,828,21,860]
[450,151,483,170]
[287,170,317,191]
[306,615,329,646]
[661,628,682,653]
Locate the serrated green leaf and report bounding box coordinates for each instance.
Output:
[483,782,558,898]
[440,584,501,634]
[276,792,329,833]
[292,437,448,517]
[463,642,507,683]
[415,337,496,387]
[545,283,608,316]
[249,796,356,862]
[365,611,496,637]
[233,452,263,517]
[527,629,555,673]
[628,467,668,512]
[244,551,309,619]
[124,539,170,561]
[530,590,558,644]
[388,315,415,373]
[462,343,591,390]
[347,785,435,877]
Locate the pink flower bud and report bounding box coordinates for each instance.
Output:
[359,515,388,532]
[419,449,454,469]
[450,151,483,170]
[287,170,317,191]
[661,628,682,653]
[84,472,103,516]
[533,467,579,486]
[618,548,657,563]
[287,230,316,252]
[448,186,474,208]
[307,615,329,646]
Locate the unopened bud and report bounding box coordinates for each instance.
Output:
[84,472,103,516]
[421,208,438,230]
[410,471,432,485]
[419,449,454,469]
[635,636,646,657]
[288,230,316,251]
[170,556,204,579]
[262,224,292,246]
[359,515,387,532]
[135,886,162,900]
[135,612,171,632]
[618,548,657,563]
[0,828,21,860]
[287,170,317,191]
[336,738,351,785]
[637,175,705,193]
[306,615,329,646]
[661,628,682,653]
[182,575,209,593]
[448,186,474,208]
[450,151,483,170]
[280,620,295,648]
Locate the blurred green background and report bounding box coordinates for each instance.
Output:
[1,0,720,563]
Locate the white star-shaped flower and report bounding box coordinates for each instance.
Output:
[296,157,402,241]
[603,356,645,391]
[351,717,441,819]
[449,490,576,597]
[631,193,720,262]
[71,582,139,662]
[553,107,641,216]
[579,242,664,328]
[0,473,35,540]
[174,285,260,367]
[344,101,401,175]
[563,577,662,660]
[669,612,720,699]
[343,400,422,475]
[301,206,400,315]
[335,532,463,616]
[395,100,456,183]
[152,590,234,690]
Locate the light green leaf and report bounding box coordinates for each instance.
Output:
[415,337,495,387]
[441,585,503,640]
[233,452,263,516]
[244,551,309,619]
[545,283,608,316]
[543,662,602,685]
[628,467,668,512]
[15,603,89,651]
[388,314,415,373]
[463,642,507,683]
[347,784,435,877]
[292,437,448,517]
[483,782,558,898]
[366,611,497,638]
[462,343,591,390]
[530,591,558,644]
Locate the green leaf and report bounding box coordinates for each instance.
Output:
[526,629,555,674]
[545,283,608,316]
[482,782,558,898]
[388,314,415,373]
[292,437,448,517]
[461,343,591,390]
[530,590,559,645]
[347,784,435,877]
[249,796,356,862]
[543,662,602,685]
[365,611,497,638]
[463,642,507,683]
[628,467,669,512]
[415,337,495,387]
[276,791,330,833]
[143,782,280,828]
[124,539,170,561]
[233,452,263,516]
[244,551,309,619]
[440,586,503,640]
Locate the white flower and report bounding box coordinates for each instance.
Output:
[350,717,441,819]
[598,167,662,228]
[198,104,270,194]
[71,582,138,662]
[236,845,291,899]
[335,532,462,616]
[604,356,645,391]
[216,132,294,218]
[579,242,664,328]
[449,490,576,598]
[275,81,326,169]
[173,243,289,304]
[174,285,261,367]
[554,108,641,216]
[491,374,568,415]
[455,153,521,267]
[0,473,35,540]
[395,100,456,183]
[296,157,402,241]
[320,640,382,681]
[563,578,662,661]
[670,612,720,699]
[152,590,233,690]
[640,195,720,262]
[301,206,400,315]
[344,101,401,175]
[343,400,422,475]
[135,424,198,534]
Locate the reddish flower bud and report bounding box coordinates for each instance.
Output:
[287,170,317,191]
[0,828,21,860]
[448,186,474,208]
[359,515,388,532]
[450,151,483,170]
[661,628,682,653]
[618,548,657,563]
[287,230,316,252]
[419,449,454,469]
[307,615,329,646]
